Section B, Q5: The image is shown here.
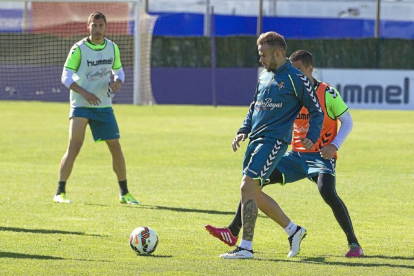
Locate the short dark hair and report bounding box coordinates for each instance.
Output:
[88,12,107,25]
[257,31,287,53]
[290,50,313,67]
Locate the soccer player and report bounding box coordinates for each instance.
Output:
[53,12,139,205]
[206,50,364,257]
[217,33,324,259]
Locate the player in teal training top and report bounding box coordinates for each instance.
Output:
[207,50,363,258]
[218,32,324,259]
[54,12,139,205]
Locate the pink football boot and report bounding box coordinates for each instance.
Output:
[205,225,238,246]
[345,243,364,257]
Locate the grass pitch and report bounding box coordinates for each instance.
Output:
[0,102,413,275]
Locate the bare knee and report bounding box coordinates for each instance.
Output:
[67,140,83,157]
[106,139,122,152]
[240,175,260,195]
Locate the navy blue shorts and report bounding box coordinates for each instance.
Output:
[70,107,120,142]
[242,137,288,186]
[276,150,336,184]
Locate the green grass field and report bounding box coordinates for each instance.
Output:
[0,102,413,275]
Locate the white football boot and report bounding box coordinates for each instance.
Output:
[220,246,254,259]
[53,193,72,204]
[287,226,307,257]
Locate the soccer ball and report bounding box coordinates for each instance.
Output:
[129,226,159,255]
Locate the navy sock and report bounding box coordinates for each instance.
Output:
[56,181,66,195]
[228,201,242,237]
[119,180,129,196]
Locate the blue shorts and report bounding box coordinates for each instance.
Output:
[276,150,336,184]
[70,107,120,142]
[243,137,288,186]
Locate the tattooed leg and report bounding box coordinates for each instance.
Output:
[241,175,260,241]
[242,199,258,241]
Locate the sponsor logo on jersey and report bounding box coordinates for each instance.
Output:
[296,113,311,120]
[255,98,283,111]
[86,68,112,80]
[278,81,285,90]
[87,58,113,67]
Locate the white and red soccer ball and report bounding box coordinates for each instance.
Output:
[129,226,159,255]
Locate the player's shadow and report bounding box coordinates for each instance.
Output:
[0,251,112,262]
[135,204,267,218]
[364,255,414,261]
[273,256,414,270]
[0,226,106,237]
[0,251,65,260]
[82,203,111,207]
[136,254,173,258]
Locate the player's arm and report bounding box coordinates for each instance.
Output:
[232,105,252,152]
[109,44,125,93]
[233,84,259,152]
[61,45,80,89]
[294,75,324,149]
[237,101,254,135]
[320,88,353,159]
[332,111,353,149]
[61,45,101,105]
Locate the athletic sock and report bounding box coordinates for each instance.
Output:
[284,221,298,237]
[56,181,66,195]
[228,224,241,238]
[239,239,253,251]
[118,179,129,196]
[119,180,129,196]
[228,201,242,237]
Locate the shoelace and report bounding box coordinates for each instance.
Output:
[228,246,253,254]
[288,227,302,249]
[288,237,293,248]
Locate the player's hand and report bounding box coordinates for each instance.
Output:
[109,80,122,92]
[320,144,337,160]
[232,133,247,152]
[300,137,314,150]
[82,91,101,106]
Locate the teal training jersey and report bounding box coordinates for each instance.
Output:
[238,60,324,144]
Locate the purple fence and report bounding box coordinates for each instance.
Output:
[151,68,256,105]
[0,66,257,106]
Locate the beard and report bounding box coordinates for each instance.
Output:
[266,57,278,72]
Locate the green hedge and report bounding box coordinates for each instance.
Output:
[0,34,135,66]
[1,34,413,69]
[152,36,414,69]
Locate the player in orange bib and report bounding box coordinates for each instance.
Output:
[206,50,363,258]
